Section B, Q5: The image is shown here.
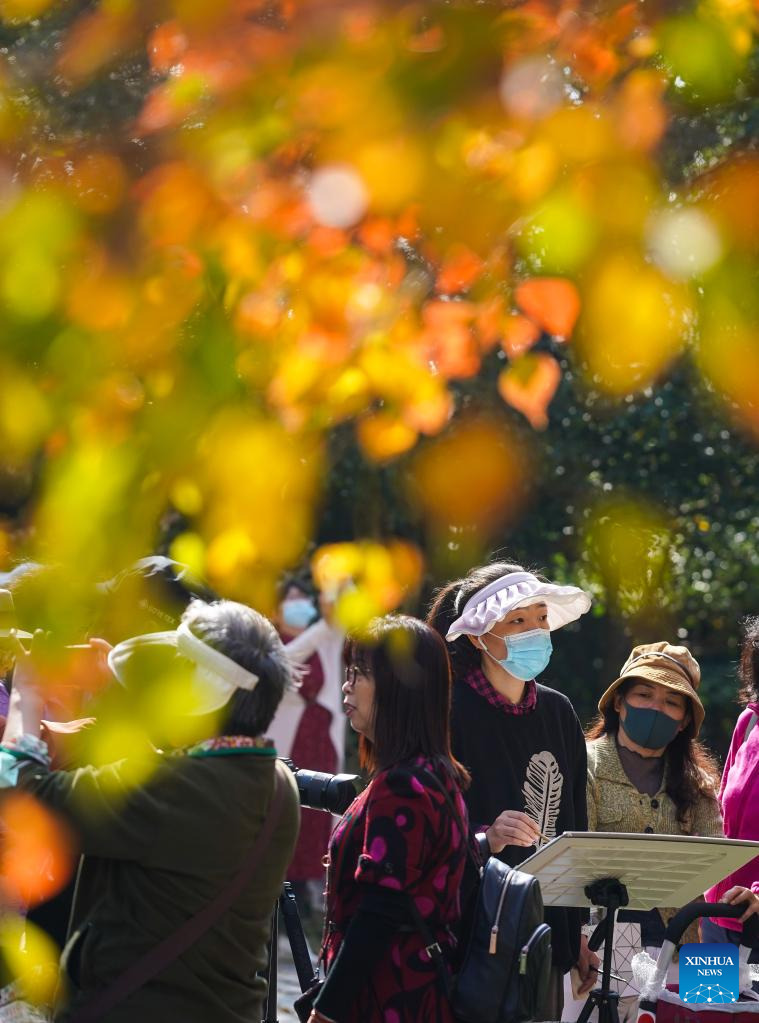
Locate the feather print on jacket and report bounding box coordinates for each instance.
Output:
[522,750,563,844]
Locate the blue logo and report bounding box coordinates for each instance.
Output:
[680,943,738,1003]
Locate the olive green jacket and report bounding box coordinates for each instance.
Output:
[586,733,722,838]
[18,749,299,1023]
[586,733,722,947]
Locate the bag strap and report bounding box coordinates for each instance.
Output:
[69,762,290,1023]
[743,712,758,746]
[406,893,451,997]
[404,766,480,997]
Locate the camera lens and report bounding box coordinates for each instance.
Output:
[280,760,362,815]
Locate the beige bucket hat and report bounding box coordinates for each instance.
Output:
[598,641,705,736]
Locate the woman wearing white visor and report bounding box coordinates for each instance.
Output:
[0,598,300,1023]
[428,560,598,1021]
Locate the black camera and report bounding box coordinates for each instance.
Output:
[281,759,362,816]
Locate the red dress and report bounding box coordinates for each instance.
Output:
[286,649,336,882]
[322,757,468,1023]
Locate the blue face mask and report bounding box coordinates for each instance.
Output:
[620,699,681,750]
[282,598,317,630]
[480,628,552,681]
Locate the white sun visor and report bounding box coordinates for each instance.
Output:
[107,622,259,716]
[446,571,592,640]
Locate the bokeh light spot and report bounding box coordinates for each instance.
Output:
[647,208,722,279]
[308,165,369,228]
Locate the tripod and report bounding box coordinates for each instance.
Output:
[262,881,320,1023]
[577,878,630,1023]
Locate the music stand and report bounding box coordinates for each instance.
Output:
[519,833,759,1023]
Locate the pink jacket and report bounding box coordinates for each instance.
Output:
[705,702,759,929]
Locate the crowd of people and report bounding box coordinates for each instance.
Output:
[0,556,757,1023]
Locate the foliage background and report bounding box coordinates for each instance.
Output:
[1,0,758,759]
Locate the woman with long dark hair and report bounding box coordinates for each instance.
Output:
[585,641,722,838]
[576,641,727,1020]
[427,560,598,1021]
[307,615,471,1023]
[704,617,759,942]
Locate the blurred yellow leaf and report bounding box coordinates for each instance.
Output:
[0,0,54,21]
[356,410,418,462]
[518,189,598,273]
[313,539,424,633]
[578,251,691,395]
[0,915,60,1006]
[658,14,745,101]
[0,368,51,460]
[583,497,672,617]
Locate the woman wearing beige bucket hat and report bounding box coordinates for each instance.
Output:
[563,641,724,1022]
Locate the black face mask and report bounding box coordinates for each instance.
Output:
[620,699,681,750]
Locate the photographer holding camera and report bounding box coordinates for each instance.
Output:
[0,598,300,1023]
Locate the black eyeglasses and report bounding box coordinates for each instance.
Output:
[344,664,369,687]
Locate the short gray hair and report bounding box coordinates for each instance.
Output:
[182,599,294,737]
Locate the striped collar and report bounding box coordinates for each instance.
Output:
[180,735,277,758]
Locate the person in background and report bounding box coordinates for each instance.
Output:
[0,587,28,729]
[427,560,599,1022]
[269,576,336,920]
[576,642,731,1020]
[307,615,471,1023]
[704,617,759,945]
[0,598,300,1023]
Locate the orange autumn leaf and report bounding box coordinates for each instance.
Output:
[357,217,397,255]
[0,792,75,908]
[307,226,350,258]
[410,417,529,531]
[501,314,541,359]
[614,71,668,152]
[475,296,506,352]
[498,352,561,429]
[422,300,481,378]
[357,411,418,462]
[436,246,483,295]
[68,153,128,216]
[136,163,217,247]
[148,20,189,73]
[57,6,139,85]
[515,277,581,338]
[703,155,759,252]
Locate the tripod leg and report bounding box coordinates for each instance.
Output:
[576,990,599,1023]
[597,992,620,1023]
[280,882,319,992]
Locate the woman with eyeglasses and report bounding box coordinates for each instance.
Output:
[305,615,471,1023]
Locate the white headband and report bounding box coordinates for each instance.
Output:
[446,571,592,641]
[108,623,259,715]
